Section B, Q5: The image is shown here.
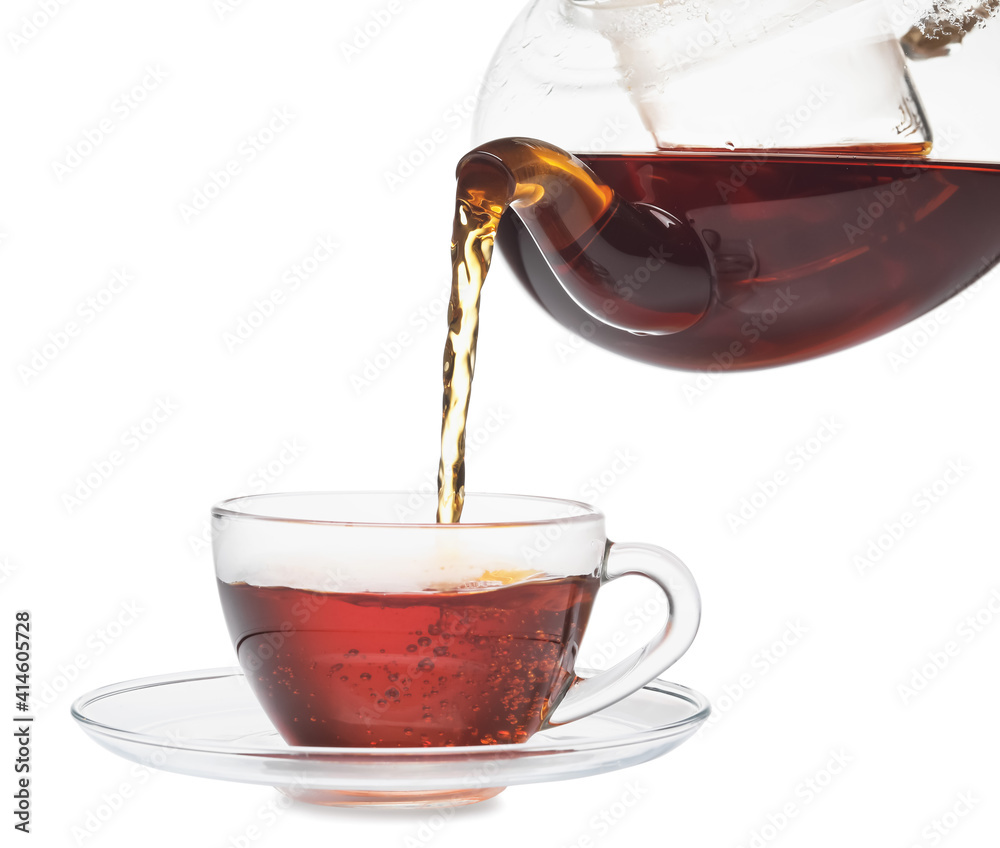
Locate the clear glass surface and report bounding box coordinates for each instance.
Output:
[210,491,701,748]
[475,0,947,152]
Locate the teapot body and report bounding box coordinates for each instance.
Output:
[473,0,1000,370]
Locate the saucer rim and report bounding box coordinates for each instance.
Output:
[71,666,711,758]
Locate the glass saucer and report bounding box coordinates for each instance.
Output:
[71,667,710,808]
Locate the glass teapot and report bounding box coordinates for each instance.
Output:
[462,0,1000,369]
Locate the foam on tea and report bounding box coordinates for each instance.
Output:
[212,511,601,594]
[214,555,545,595]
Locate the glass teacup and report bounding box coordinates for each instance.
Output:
[212,492,701,748]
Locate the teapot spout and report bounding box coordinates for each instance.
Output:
[456,138,712,336]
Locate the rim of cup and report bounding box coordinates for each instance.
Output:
[211,490,604,530]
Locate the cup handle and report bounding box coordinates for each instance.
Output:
[545,542,701,726]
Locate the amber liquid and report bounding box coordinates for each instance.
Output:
[437,190,502,523]
[218,576,598,747]
[499,150,1000,370]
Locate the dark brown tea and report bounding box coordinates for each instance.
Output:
[218,574,598,747]
[499,150,1000,370]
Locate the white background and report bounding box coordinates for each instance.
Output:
[3,1,1000,846]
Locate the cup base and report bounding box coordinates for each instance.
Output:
[276,785,507,807]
